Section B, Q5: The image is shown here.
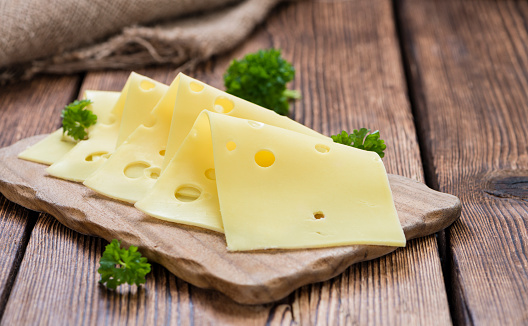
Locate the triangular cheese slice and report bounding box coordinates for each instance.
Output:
[84,73,327,203]
[161,74,327,170]
[18,90,120,165]
[135,112,222,231]
[46,73,168,182]
[83,74,182,203]
[136,111,406,251]
[209,113,405,250]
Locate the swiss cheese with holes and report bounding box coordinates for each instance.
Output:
[84,73,327,203]
[18,72,405,251]
[18,90,121,165]
[161,74,326,170]
[135,111,222,231]
[83,74,182,202]
[46,73,168,182]
[136,111,406,250]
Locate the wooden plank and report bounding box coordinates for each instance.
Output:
[0,75,80,317]
[2,0,451,324]
[398,0,528,324]
[0,197,34,319]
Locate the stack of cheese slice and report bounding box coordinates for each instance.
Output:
[19,72,406,251]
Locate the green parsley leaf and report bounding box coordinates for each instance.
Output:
[331,128,387,158]
[224,48,299,116]
[98,239,151,289]
[61,99,97,141]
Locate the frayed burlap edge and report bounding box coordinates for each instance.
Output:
[0,0,283,85]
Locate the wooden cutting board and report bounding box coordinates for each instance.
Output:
[0,135,461,305]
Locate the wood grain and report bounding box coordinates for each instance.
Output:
[1,213,287,325]
[0,0,456,324]
[398,0,528,324]
[0,75,79,318]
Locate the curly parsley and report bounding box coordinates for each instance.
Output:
[224,48,300,116]
[332,128,387,158]
[98,239,151,289]
[61,99,97,141]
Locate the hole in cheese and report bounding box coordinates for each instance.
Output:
[226,141,237,151]
[146,167,161,179]
[214,97,234,113]
[315,144,330,154]
[205,168,216,180]
[255,150,275,168]
[248,120,264,128]
[105,116,116,125]
[159,150,166,156]
[175,186,201,202]
[85,152,108,162]
[140,80,155,91]
[124,162,151,178]
[313,211,325,219]
[143,115,156,128]
[189,81,205,92]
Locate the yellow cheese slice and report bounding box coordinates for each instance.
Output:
[18,129,76,165]
[83,74,182,203]
[18,90,120,165]
[84,73,327,204]
[135,112,222,231]
[209,113,405,250]
[161,73,327,170]
[46,73,168,182]
[115,76,169,147]
[136,111,406,251]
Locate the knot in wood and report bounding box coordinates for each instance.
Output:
[483,170,528,201]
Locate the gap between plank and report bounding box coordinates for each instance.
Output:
[73,73,87,102]
[391,0,460,325]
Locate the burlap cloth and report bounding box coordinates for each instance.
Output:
[0,0,284,83]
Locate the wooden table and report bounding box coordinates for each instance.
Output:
[0,0,527,324]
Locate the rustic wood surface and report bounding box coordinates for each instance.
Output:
[2,0,526,324]
[0,134,461,304]
[398,0,528,324]
[0,1,456,324]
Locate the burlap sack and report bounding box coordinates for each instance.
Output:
[0,0,283,83]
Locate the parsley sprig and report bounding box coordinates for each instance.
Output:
[332,128,387,158]
[98,239,151,289]
[224,48,300,116]
[61,99,97,141]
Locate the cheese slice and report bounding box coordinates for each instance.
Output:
[18,129,77,165]
[18,90,120,165]
[46,72,168,182]
[84,73,327,204]
[209,113,405,250]
[83,74,182,203]
[135,112,222,231]
[136,111,406,251]
[161,73,327,170]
